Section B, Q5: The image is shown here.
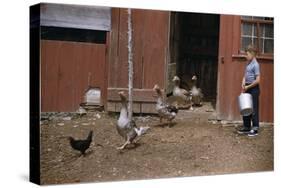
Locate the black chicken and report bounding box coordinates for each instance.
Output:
[68,130,93,156]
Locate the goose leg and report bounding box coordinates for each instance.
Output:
[189,95,194,110]
[190,104,194,111]
[132,138,139,144]
[117,139,130,150]
[190,99,194,110]
[168,119,173,128]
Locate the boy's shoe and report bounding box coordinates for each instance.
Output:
[237,128,251,134]
[247,129,258,137]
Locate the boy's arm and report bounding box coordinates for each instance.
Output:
[245,75,260,90]
[241,77,245,89]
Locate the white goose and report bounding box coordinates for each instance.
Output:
[190,75,203,108]
[172,76,190,101]
[116,91,149,150]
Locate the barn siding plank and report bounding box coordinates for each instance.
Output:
[41,40,107,112]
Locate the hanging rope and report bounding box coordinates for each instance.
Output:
[127,8,133,121]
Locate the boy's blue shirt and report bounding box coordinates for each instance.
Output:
[245,58,260,84]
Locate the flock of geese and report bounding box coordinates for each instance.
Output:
[68,75,203,155]
[116,75,203,150]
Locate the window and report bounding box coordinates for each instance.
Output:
[240,16,274,55]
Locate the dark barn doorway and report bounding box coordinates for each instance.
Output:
[168,12,220,107]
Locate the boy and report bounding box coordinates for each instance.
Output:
[237,45,260,137]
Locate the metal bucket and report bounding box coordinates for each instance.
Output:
[238,93,253,116]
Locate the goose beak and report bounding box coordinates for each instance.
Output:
[118,91,125,96]
[153,84,158,90]
[173,76,180,82]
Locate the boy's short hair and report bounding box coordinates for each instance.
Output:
[246,44,257,56]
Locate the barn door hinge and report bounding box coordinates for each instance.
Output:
[220,56,225,64]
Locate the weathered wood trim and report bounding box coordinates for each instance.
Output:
[232,16,241,55]
[103,31,110,111]
[40,3,111,31]
[107,88,160,102]
[232,54,274,61]
[107,101,156,114]
[141,103,157,114]
[164,11,171,98]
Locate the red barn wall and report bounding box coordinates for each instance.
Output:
[217,15,273,122]
[41,40,107,112]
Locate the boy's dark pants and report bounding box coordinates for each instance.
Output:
[243,85,260,130]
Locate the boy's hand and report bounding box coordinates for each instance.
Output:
[242,85,250,93]
[241,83,246,93]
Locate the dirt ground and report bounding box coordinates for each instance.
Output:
[40,103,274,185]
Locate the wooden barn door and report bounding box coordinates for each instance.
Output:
[216,15,237,120]
[107,8,170,113]
[41,40,107,112]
